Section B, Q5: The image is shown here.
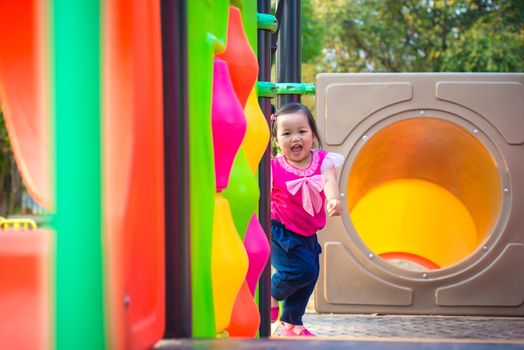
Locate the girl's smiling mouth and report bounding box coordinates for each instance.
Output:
[291,144,303,154]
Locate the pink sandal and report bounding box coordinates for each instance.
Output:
[270,306,279,323]
[279,323,316,336]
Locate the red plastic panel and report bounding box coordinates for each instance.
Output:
[103,0,133,347]
[103,0,165,348]
[0,230,53,350]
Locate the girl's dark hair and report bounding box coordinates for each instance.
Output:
[270,102,322,149]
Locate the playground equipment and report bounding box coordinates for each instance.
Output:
[2,0,523,348]
[1,0,272,348]
[315,73,524,315]
[0,2,52,210]
[0,229,52,350]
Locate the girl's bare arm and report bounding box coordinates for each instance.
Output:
[323,167,342,216]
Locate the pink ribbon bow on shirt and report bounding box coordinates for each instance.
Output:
[285,174,325,216]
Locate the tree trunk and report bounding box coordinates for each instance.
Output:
[0,154,23,216]
[0,169,7,216]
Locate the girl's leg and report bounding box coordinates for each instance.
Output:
[271,236,304,302]
[271,232,320,326]
[271,296,279,308]
[271,294,279,323]
[280,266,318,325]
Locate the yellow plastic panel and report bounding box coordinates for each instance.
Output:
[351,178,477,268]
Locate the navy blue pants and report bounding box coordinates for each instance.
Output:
[271,220,321,325]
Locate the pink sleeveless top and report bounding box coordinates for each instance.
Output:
[271,150,328,236]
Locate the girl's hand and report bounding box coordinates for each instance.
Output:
[327,198,342,217]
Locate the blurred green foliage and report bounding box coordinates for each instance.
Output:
[302,0,524,73]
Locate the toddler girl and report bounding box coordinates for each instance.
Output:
[270,102,343,336]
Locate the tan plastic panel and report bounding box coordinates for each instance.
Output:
[436,82,524,145]
[436,243,524,307]
[324,242,413,306]
[325,83,412,145]
[315,73,524,316]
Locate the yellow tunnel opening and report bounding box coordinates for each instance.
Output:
[347,118,502,270]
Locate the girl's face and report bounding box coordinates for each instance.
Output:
[274,111,315,167]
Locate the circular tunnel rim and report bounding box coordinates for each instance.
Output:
[339,109,511,281]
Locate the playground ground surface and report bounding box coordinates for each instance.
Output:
[157,312,524,350]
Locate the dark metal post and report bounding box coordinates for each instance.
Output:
[257,0,273,338]
[276,0,301,107]
[161,0,192,338]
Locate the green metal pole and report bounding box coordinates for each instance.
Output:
[53,0,106,348]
